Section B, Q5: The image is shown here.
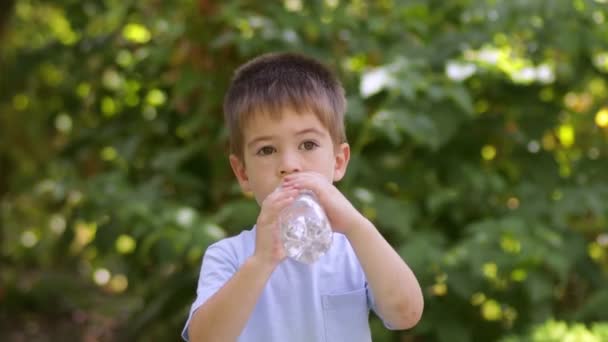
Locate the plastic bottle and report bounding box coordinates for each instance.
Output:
[279,190,333,264]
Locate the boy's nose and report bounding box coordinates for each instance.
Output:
[279,153,301,176]
[280,167,300,176]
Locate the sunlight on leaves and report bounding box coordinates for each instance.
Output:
[109,274,129,293]
[40,63,63,86]
[12,94,29,111]
[187,246,204,264]
[595,108,608,128]
[464,44,556,85]
[176,207,196,227]
[146,89,167,107]
[76,83,91,98]
[236,19,254,39]
[557,124,575,148]
[556,150,572,178]
[432,283,447,296]
[587,148,601,160]
[524,320,608,342]
[15,1,33,19]
[527,140,541,153]
[471,292,486,306]
[481,145,497,161]
[142,106,157,120]
[506,197,520,210]
[54,113,72,133]
[362,206,377,221]
[116,234,137,254]
[483,262,498,279]
[343,54,367,73]
[68,190,84,206]
[122,23,152,43]
[588,78,606,97]
[475,100,489,114]
[481,299,502,321]
[205,223,227,240]
[20,229,39,248]
[116,50,134,67]
[284,0,303,12]
[542,132,557,151]
[564,92,593,113]
[551,190,564,201]
[360,67,396,98]
[500,235,521,254]
[511,269,527,282]
[539,88,554,102]
[325,0,340,9]
[593,52,608,73]
[71,221,97,253]
[101,146,118,161]
[101,97,118,117]
[49,214,66,235]
[353,188,375,204]
[598,234,608,247]
[446,61,476,81]
[593,10,606,24]
[48,8,79,45]
[588,242,604,261]
[504,306,518,326]
[93,268,111,286]
[102,69,124,91]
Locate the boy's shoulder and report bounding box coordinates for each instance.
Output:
[204,227,256,265]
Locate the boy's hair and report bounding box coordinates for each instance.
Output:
[224,52,347,158]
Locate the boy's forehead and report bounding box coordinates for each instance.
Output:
[242,109,329,138]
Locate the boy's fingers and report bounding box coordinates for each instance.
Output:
[264,187,289,204]
[269,187,298,201]
[285,172,324,185]
[273,196,296,214]
[262,188,298,213]
[273,189,298,207]
[285,178,322,196]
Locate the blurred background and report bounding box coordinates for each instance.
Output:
[1,0,608,341]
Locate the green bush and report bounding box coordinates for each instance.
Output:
[502,320,608,342]
[1,0,608,341]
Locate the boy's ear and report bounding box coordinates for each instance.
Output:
[333,142,350,182]
[229,154,251,193]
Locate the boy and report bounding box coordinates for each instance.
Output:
[183,52,423,342]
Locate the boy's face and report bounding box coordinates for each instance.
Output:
[229,109,350,205]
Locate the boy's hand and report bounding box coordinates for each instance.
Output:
[254,184,299,267]
[282,172,364,235]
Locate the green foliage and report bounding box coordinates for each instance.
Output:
[501,320,608,342]
[1,0,608,341]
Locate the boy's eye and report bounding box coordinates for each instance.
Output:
[256,146,275,156]
[300,141,319,151]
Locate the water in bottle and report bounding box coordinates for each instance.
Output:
[279,190,333,264]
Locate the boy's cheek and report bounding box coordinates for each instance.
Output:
[256,186,279,205]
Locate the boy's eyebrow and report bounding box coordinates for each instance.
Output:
[295,128,325,137]
[246,128,325,148]
[246,135,274,149]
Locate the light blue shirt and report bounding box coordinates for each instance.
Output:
[182,226,391,342]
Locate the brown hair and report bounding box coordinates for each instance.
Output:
[223,52,347,158]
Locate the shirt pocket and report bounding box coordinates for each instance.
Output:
[321,288,372,342]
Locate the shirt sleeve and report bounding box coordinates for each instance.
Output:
[181,241,239,341]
